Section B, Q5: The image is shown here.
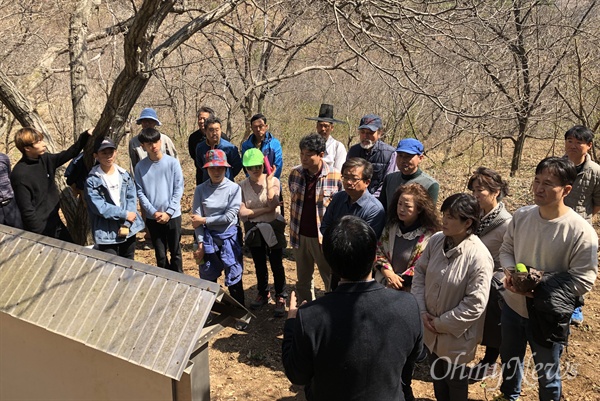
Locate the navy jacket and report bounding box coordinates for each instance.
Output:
[282,280,423,401]
[195,139,243,184]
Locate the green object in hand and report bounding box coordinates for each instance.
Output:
[515,263,528,273]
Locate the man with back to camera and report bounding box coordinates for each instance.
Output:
[379,138,440,210]
[282,215,423,401]
[562,125,600,324]
[346,114,397,197]
[306,103,347,171]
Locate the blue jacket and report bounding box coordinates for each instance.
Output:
[196,139,243,184]
[241,131,283,179]
[85,165,144,245]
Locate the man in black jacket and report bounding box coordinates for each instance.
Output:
[282,215,423,401]
[11,127,91,241]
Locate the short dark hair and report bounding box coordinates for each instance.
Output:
[138,127,161,144]
[535,156,577,186]
[250,113,267,125]
[299,133,326,154]
[323,216,377,281]
[440,193,480,235]
[341,157,373,181]
[388,183,441,232]
[197,106,215,118]
[204,116,222,129]
[467,167,509,201]
[565,125,594,144]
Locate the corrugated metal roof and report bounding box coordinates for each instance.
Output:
[0,224,224,380]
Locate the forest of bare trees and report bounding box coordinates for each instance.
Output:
[1,0,600,242]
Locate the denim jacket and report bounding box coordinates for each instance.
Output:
[85,164,144,245]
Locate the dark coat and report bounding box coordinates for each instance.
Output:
[526,272,583,348]
[282,280,423,401]
[11,132,89,234]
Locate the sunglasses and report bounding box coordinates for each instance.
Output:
[247,165,263,171]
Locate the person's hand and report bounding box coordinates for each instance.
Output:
[126,211,136,223]
[155,212,170,224]
[287,291,306,319]
[503,271,534,298]
[191,214,206,228]
[267,164,277,179]
[193,243,204,263]
[382,269,404,290]
[422,312,439,334]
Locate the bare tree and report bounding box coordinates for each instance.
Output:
[327,0,598,175]
[0,0,244,243]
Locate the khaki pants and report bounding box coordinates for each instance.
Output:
[294,235,331,303]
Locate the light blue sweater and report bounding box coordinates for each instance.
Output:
[134,154,184,219]
[192,178,241,243]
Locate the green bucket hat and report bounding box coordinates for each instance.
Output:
[242,148,264,167]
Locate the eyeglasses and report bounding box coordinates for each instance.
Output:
[342,176,364,184]
[247,165,263,171]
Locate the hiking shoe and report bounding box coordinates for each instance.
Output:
[274,296,286,317]
[571,306,583,325]
[250,293,271,309]
[469,362,497,382]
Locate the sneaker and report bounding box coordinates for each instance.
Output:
[274,296,286,317]
[469,362,496,382]
[250,293,271,309]
[571,306,583,325]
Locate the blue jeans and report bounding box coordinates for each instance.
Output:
[499,304,563,401]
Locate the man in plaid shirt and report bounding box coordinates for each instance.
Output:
[289,134,343,303]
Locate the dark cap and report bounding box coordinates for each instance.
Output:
[358,114,383,132]
[94,137,116,153]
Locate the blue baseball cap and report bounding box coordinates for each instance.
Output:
[136,108,161,126]
[396,138,424,155]
[358,114,383,132]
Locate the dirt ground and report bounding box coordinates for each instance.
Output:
[132,167,600,401]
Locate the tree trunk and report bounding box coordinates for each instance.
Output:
[510,118,528,177]
[66,0,96,245]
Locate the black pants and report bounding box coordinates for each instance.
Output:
[250,246,286,298]
[0,198,22,228]
[98,235,137,260]
[43,208,73,243]
[429,352,469,401]
[146,216,182,273]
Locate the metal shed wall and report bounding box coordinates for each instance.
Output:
[0,224,222,381]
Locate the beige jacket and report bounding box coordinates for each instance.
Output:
[412,232,493,364]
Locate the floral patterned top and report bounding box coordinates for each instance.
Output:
[376,223,436,276]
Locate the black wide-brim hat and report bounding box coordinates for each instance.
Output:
[306,103,347,124]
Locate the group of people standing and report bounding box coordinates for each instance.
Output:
[281,120,599,401]
[1,103,599,401]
